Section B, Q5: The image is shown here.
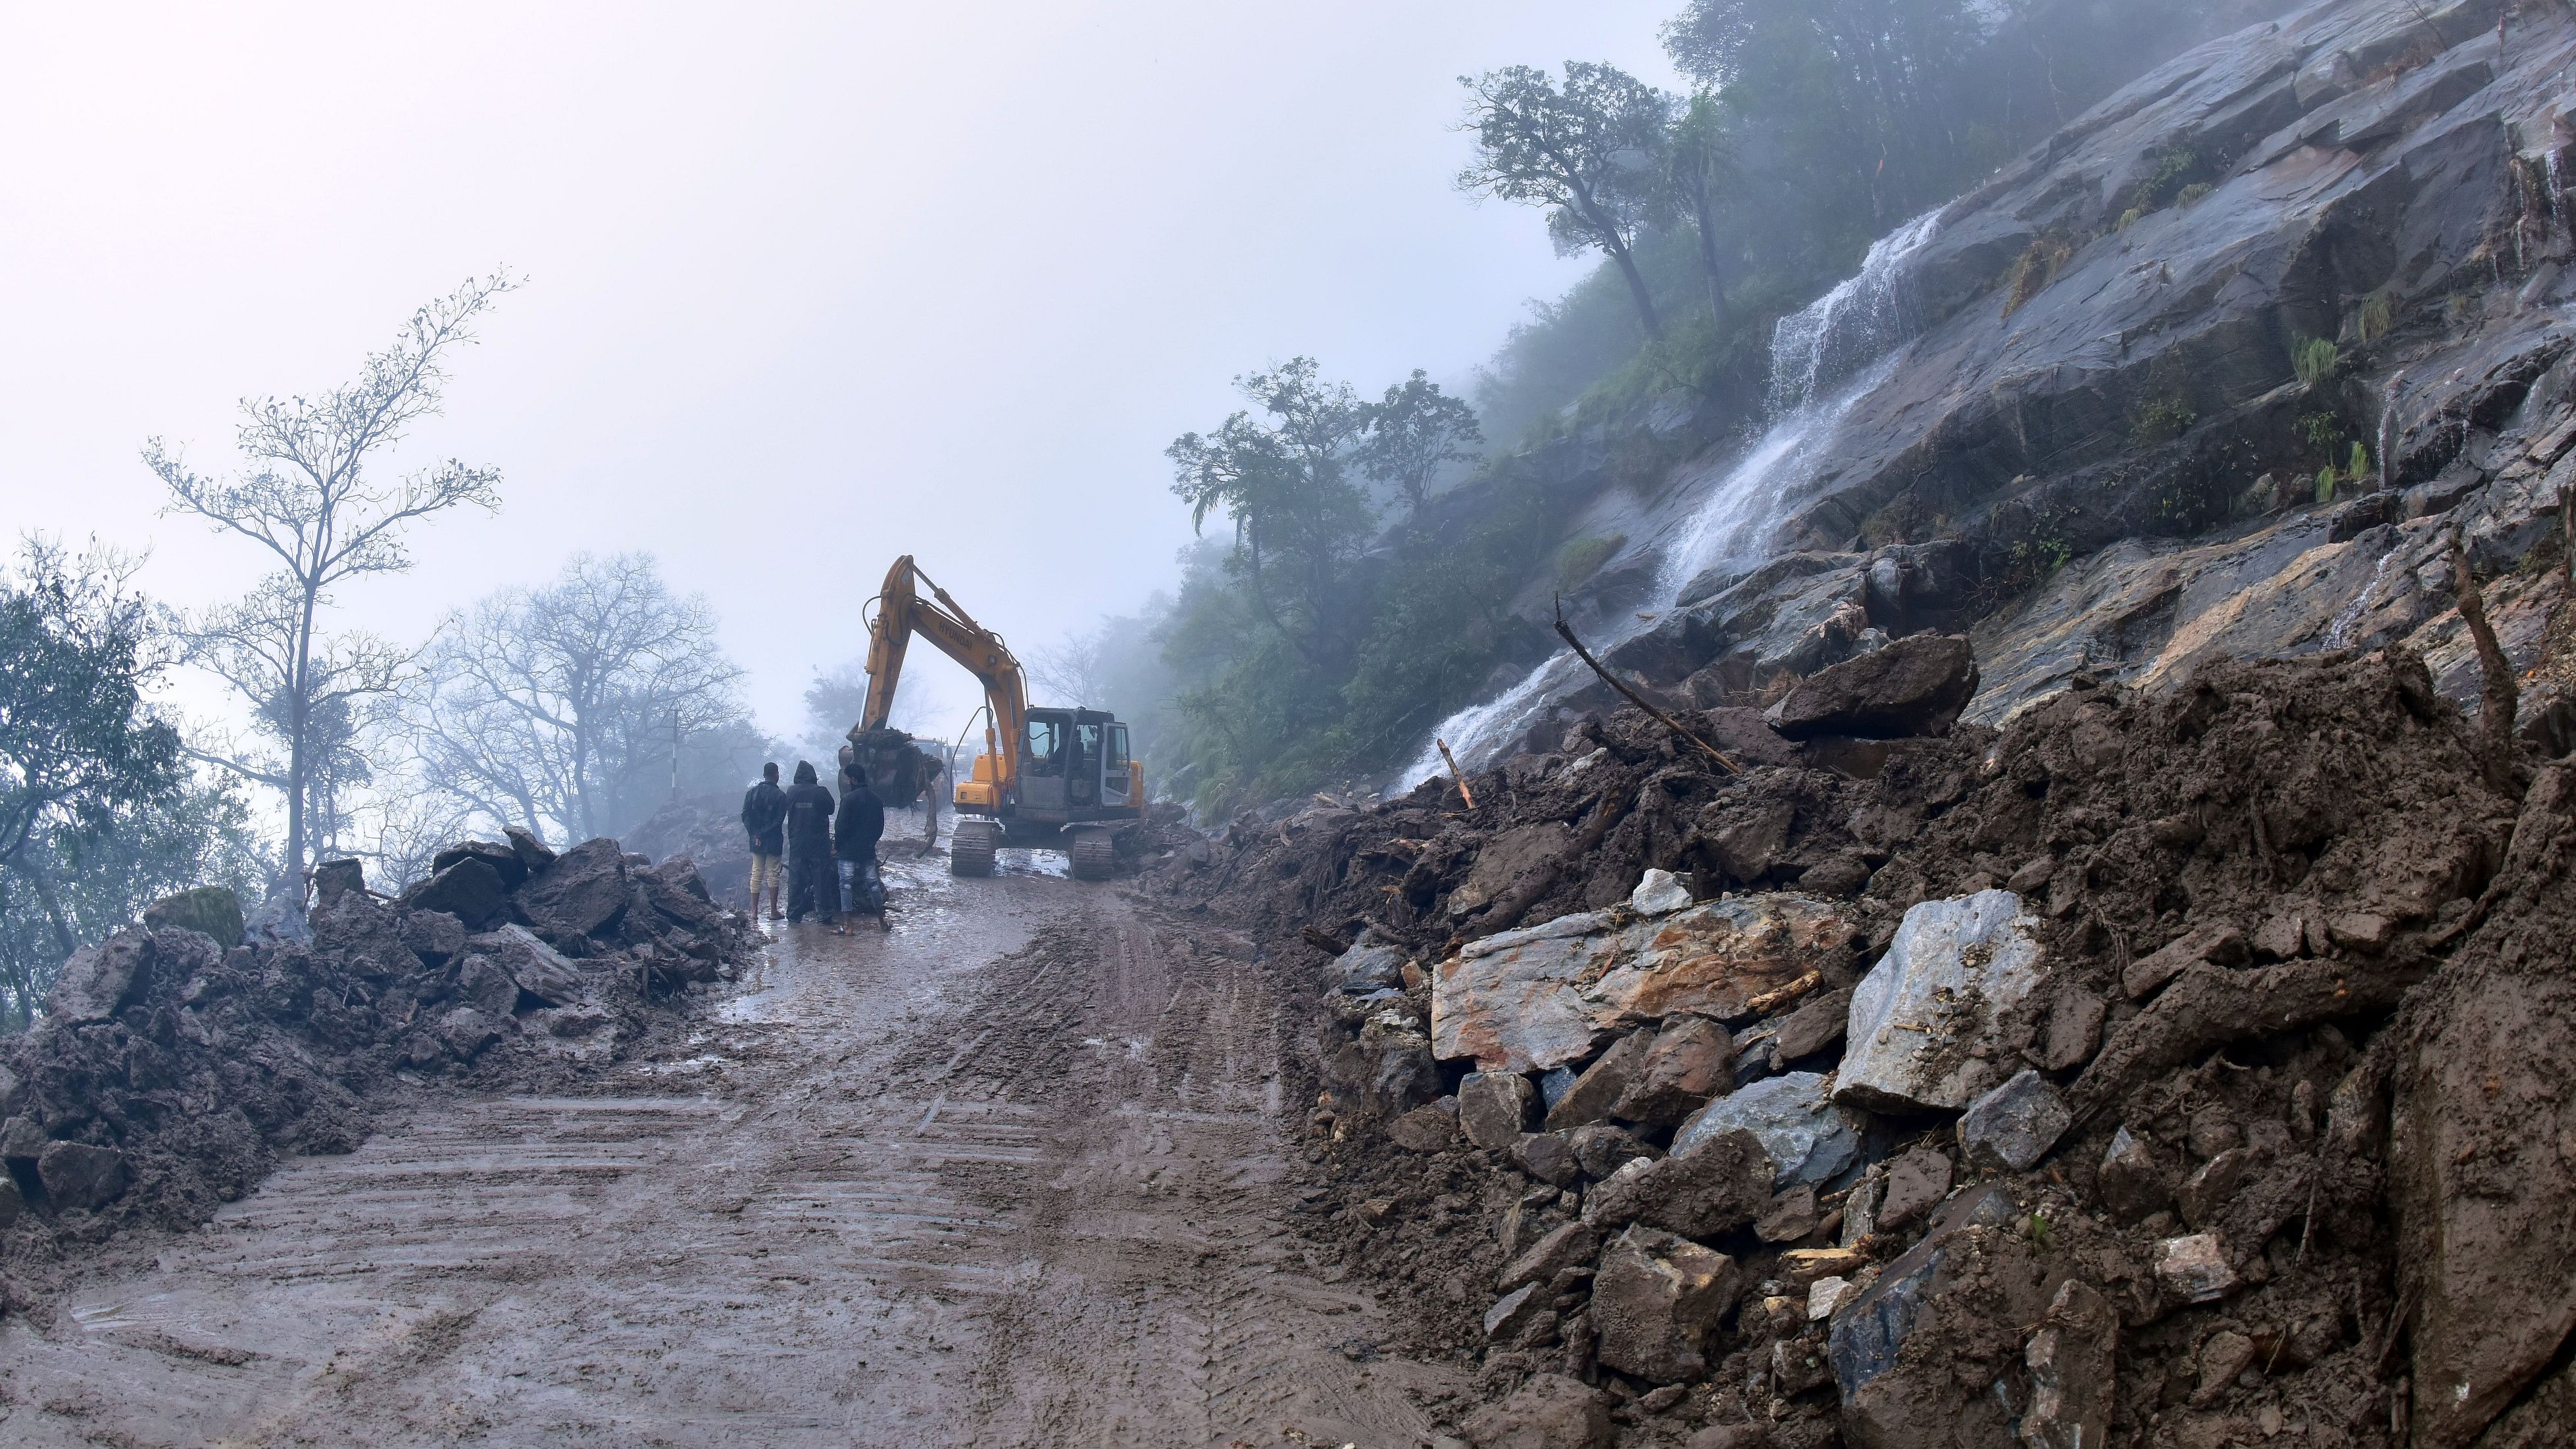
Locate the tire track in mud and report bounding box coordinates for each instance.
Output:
[0,848,1456,1447]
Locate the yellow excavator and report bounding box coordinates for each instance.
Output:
[856,555,1143,880]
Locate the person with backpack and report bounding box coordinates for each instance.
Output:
[739,762,789,920]
[833,762,888,935]
[781,760,837,924]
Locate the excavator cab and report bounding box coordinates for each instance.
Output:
[856,556,1143,881]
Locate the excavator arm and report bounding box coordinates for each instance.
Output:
[859,555,1027,808]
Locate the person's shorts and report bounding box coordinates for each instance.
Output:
[750,853,781,894]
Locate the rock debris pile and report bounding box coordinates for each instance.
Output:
[1162,627,2576,1446]
[0,829,755,1281]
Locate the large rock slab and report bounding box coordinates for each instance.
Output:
[474,923,588,1006]
[1770,633,1977,741]
[43,931,158,1024]
[1838,890,2048,1113]
[1458,1071,1537,1150]
[1611,1016,1732,1126]
[1584,1127,1775,1240]
[141,886,244,948]
[406,856,511,931]
[1543,1031,1652,1132]
[1591,1225,1740,1385]
[1448,822,1573,918]
[1431,895,1856,1073]
[38,1141,130,1211]
[1672,1071,1863,1189]
[514,837,632,939]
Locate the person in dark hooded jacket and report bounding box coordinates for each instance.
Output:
[740,762,788,920]
[832,764,887,934]
[781,760,837,923]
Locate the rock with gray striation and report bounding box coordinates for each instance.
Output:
[1956,1069,2072,1173]
[1838,890,2048,1113]
[1672,1071,1862,1189]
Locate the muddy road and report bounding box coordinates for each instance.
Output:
[0,835,1454,1446]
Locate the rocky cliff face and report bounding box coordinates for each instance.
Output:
[1435,0,2575,772]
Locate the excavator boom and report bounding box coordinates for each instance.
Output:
[861,555,1028,804]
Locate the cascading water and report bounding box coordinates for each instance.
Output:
[1399,210,1947,787]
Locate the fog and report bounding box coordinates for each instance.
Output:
[0,2,1677,743]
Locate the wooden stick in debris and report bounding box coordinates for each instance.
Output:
[1435,739,1477,809]
[2449,531,2519,785]
[1552,599,1741,775]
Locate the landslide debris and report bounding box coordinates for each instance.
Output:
[0,835,756,1306]
[1164,631,2575,1446]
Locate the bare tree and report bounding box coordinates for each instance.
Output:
[147,272,518,878]
[401,552,749,843]
[1026,628,1110,708]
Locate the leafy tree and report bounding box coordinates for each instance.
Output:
[1458,63,1676,340]
[1166,358,1379,674]
[0,541,261,1027]
[1661,91,1742,332]
[148,272,517,879]
[401,552,752,843]
[1356,370,1485,516]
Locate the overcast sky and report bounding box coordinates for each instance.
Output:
[1,2,1679,745]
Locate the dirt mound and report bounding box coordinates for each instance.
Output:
[1187,641,2576,1446]
[0,838,758,1304]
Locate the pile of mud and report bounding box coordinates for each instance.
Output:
[0,831,756,1295]
[1173,640,2575,1448]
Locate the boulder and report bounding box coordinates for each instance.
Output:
[1768,986,1853,1065]
[311,858,367,904]
[2041,987,2106,1071]
[432,839,527,891]
[1386,1102,1458,1153]
[1611,1017,1733,1126]
[1458,1373,1610,1449]
[309,891,420,981]
[1430,895,1856,1073]
[1592,1225,1741,1384]
[455,954,521,1019]
[504,825,557,873]
[1514,1132,1582,1188]
[38,1140,130,1211]
[1,1114,47,1160]
[1875,1146,1953,1233]
[1330,938,1408,995]
[1828,1186,2045,1448]
[141,886,244,949]
[1499,1221,1599,1296]
[1483,1281,1550,1341]
[476,923,588,1006]
[1768,633,1977,741]
[1584,1127,1774,1240]
[639,858,716,928]
[1629,868,1694,916]
[2021,1280,2118,1449]
[44,930,158,1023]
[1321,1010,1439,1118]
[0,1170,19,1228]
[1838,890,2048,1113]
[514,838,632,939]
[1449,822,1575,918]
[2096,1126,2173,1222]
[1672,1071,1862,1189]
[436,1006,503,1060]
[399,909,469,965]
[1458,1071,1539,1150]
[2152,1233,2238,1306]
[1566,1124,1657,1181]
[1956,1069,2072,1174]
[1544,1031,1653,1131]
[407,857,511,931]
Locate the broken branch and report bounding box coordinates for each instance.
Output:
[2449,531,2519,787]
[1552,599,1741,775]
[1435,738,1478,809]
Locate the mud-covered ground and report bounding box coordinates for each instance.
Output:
[0,822,1459,1447]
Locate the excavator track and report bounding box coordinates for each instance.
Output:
[1068,828,1116,881]
[949,818,1001,877]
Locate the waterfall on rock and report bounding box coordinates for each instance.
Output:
[1400,210,1946,786]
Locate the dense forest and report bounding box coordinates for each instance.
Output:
[1120,0,2275,810]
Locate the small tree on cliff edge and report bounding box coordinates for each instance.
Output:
[1356,369,1483,520]
[147,272,517,883]
[1457,63,1674,341]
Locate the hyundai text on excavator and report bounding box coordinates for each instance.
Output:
[855,556,1143,880]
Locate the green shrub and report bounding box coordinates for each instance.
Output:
[2357,291,2394,344]
[2116,207,2146,232]
[2316,464,2339,504]
[1555,533,1627,592]
[2176,182,2214,207]
[2129,393,2198,444]
[2349,441,2371,481]
[2294,337,2341,388]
